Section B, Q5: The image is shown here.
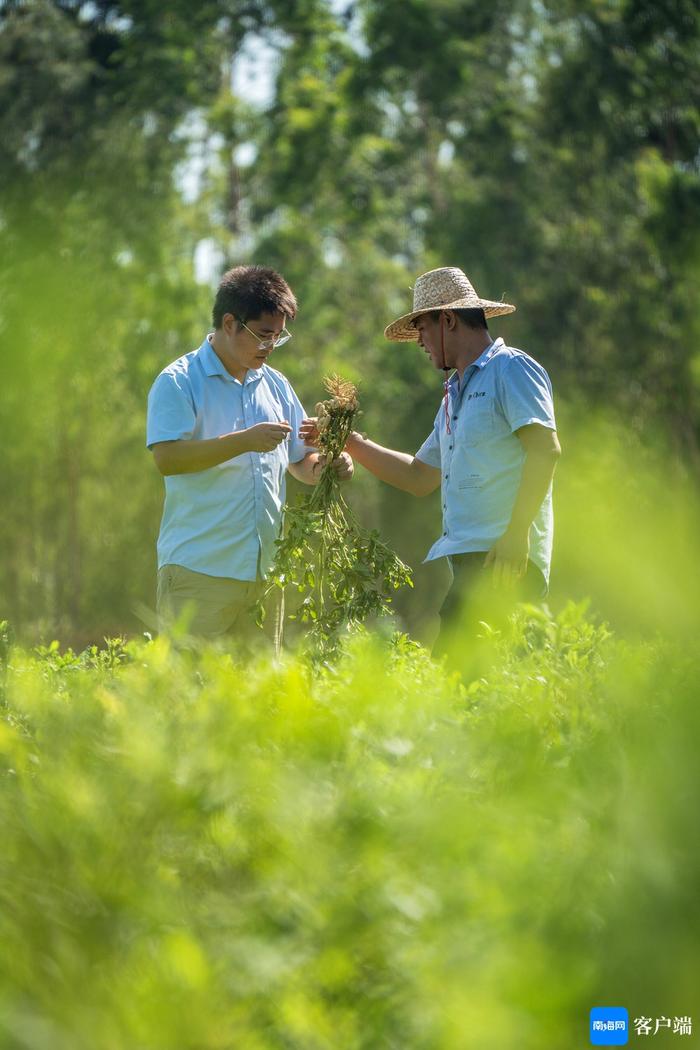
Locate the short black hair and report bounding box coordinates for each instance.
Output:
[212,265,298,328]
[423,307,488,331]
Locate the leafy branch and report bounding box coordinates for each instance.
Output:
[259,376,412,661]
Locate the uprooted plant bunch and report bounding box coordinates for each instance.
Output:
[259,375,412,661]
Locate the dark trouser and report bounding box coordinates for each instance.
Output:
[433,552,547,656]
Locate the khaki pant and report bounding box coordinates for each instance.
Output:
[157,564,283,652]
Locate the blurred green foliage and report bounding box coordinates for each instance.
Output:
[1,608,698,1048]
[1,0,699,642]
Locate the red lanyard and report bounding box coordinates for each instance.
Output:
[441,313,451,435]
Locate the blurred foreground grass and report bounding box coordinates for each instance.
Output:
[1,607,698,1049]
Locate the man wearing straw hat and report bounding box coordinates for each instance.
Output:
[304,267,560,644]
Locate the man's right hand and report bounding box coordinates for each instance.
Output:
[299,419,359,453]
[243,421,292,452]
[299,417,320,447]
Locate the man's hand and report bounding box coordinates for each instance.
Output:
[298,419,353,479]
[484,527,530,589]
[311,451,354,482]
[299,417,320,447]
[244,421,292,452]
[331,451,353,481]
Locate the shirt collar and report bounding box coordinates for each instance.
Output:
[448,337,504,389]
[199,336,228,377]
[198,335,264,385]
[473,336,504,369]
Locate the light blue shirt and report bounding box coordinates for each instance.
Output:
[415,337,557,581]
[147,336,308,581]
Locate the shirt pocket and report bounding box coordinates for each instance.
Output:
[254,384,287,425]
[459,399,497,446]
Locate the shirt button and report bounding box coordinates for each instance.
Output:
[444,474,449,479]
[449,444,453,450]
[453,415,458,420]
[443,531,447,536]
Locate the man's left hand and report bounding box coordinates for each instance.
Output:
[331,451,354,481]
[484,528,529,589]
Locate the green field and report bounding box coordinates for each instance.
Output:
[1,604,698,1049]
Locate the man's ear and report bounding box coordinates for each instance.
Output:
[444,309,458,330]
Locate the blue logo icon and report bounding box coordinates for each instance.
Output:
[590,1007,629,1045]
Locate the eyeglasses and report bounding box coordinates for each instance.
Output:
[240,319,293,350]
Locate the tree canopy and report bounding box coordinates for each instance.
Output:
[1,0,699,640]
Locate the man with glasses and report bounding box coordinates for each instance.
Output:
[147,264,352,643]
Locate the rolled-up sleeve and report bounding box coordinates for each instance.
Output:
[499,356,556,433]
[146,371,196,448]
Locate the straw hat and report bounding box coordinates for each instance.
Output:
[384,267,516,341]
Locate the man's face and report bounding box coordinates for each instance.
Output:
[223,310,288,371]
[413,313,449,370]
